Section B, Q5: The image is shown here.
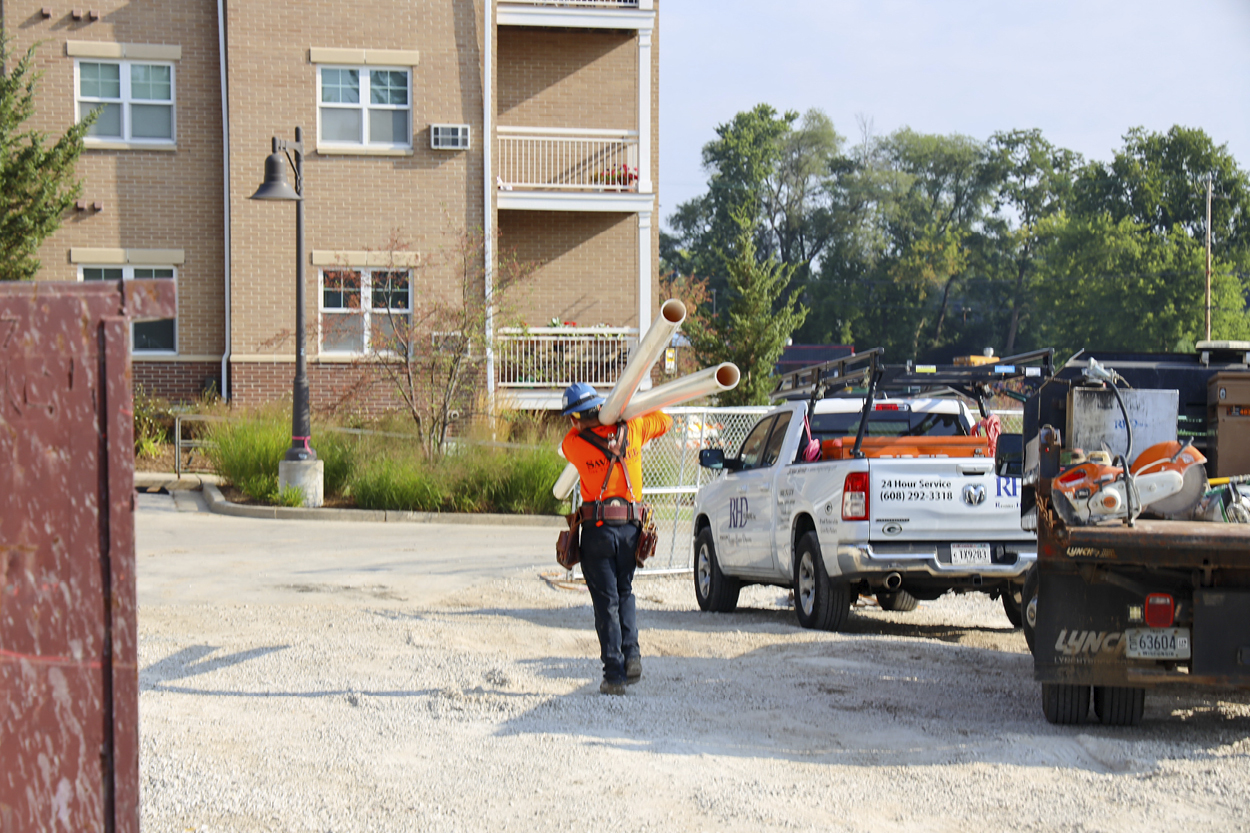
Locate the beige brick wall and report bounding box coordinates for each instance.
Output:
[497,28,636,129]
[225,0,485,360]
[499,211,638,327]
[10,0,227,358]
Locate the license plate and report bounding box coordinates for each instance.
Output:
[1126,627,1191,660]
[950,543,991,565]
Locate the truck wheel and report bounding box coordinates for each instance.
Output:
[876,589,919,612]
[694,527,740,613]
[794,532,850,631]
[1093,686,1145,726]
[1041,683,1090,725]
[1002,585,1023,628]
[1022,565,1039,654]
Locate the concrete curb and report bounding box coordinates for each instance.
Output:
[136,472,224,491]
[201,483,566,527]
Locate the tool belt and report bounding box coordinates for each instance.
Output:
[578,498,642,526]
[557,507,656,570]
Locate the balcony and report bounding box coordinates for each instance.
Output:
[496,127,653,212]
[497,0,655,30]
[496,326,636,407]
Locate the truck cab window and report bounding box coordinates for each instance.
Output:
[810,410,967,442]
[761,413,792,467]
[736,416,776,470]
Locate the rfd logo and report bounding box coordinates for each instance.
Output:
[728,497,749,529]
[996,477,1019,498]
[1055,629,1124,656]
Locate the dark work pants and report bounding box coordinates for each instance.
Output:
[579,521,640,683]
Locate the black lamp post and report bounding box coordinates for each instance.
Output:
[250,127,316,464]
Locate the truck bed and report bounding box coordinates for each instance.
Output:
[1051,518,1250,568]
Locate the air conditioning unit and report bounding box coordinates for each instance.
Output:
[430,124,470,150]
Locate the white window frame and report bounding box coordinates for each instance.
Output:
[315,65,412,150]
[318,267,413,356]
[78,265,178,354]
[74,59,176,146]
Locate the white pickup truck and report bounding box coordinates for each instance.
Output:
[693,393,1036,630]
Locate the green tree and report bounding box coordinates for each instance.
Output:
[980,129,1082,352]
[1073,126,1250,267]
[1030,212,1250,354]
[822,127,994,361]
[687,215,808,405]
[759,109,845,277]
[0,32,93,281]
[661,104,798,297]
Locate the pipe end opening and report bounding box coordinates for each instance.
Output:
[660,298,686,324]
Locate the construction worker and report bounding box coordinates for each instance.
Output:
[560,382,671,695]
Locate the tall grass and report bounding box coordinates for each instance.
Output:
[351,444,565,514]
[351,457,449,511]
[204,408,567,514]
[204,409,292,502]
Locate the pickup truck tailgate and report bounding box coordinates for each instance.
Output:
[870,458,1022,542]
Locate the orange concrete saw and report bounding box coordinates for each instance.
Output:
[1052,440,1208,525]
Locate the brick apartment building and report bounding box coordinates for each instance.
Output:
[10,0,660,413]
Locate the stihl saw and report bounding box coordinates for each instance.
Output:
[1052,440,1208,526]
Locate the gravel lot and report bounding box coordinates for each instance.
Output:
[137,498,1250,832]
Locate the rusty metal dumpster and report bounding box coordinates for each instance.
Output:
[2,279,175,833]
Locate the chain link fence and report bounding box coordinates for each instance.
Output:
[637,406,772,573]
[993,410,1024,434]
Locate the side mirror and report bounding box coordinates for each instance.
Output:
[699,448,742,471]
[995,433,1024,479]
[699,448,726,470]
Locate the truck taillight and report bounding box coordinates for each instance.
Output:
[1144,593,1175,628]
[842,472,870,521]
[874,403,899,410]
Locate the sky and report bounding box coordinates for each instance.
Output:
[658,0,1250,230]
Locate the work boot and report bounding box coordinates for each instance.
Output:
[625,657,642,685]
[600,679,627,696]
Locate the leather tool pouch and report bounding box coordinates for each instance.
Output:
[556,512,582,570]
[635,503,658,567]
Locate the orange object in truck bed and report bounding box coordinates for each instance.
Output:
[820,435,990,460]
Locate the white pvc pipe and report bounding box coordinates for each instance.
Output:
[620,363,740,421]
[552,362,740,500]
[598,298,685,425]
[552,462,579,500]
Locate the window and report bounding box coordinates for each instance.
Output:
[320,268,411,354]
[76,60,175,143]
[80,266,177,353]
[810,410,967,441]
[317,66,411,148]
[736,416,777,471]
[760,413,792,467]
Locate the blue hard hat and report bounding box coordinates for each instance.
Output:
[561,382,606,416]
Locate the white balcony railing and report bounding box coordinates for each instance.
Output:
[498,1,644,7]
[496,327,635,388]
[497,127,639,192]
